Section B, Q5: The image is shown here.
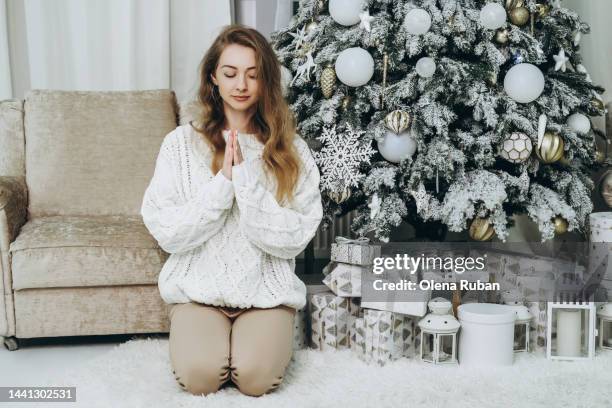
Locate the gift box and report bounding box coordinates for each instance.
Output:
[360,287,430,318]
[293,306,308,350]
[330,237,382,266]
[358,309,418,366]
[322,262,369,297]
[527,301,547,352]
[310,292,360,350]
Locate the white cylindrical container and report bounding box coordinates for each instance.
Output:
[458,303,516,366]
[556,309,582,357]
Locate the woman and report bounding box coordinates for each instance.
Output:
[140,24,323,397]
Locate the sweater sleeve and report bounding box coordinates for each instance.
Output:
[231,137,323,259]
[141,132,235,254]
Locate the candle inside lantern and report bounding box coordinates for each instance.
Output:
[557,309,582,357]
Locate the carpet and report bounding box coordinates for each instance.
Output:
[44,338,612,408]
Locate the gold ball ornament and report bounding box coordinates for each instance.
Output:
[505,0,525,10]
[329,187,351,204]
[320,65,336,99]
[306,20,319,34]
[500,132,533,164]
[495,28,509,45]
[469,217,496,241]
[536,132,565,164]
[553,216,568,235]
[595,149,606,164]
[600,170,612,208]
[384,110,412,134]
[509,7,530,26]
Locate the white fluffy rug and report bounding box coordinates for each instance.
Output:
[44,337,612,408]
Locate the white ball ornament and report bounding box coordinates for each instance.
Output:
[567,113,591,135]
[480,3,507,30]
[378,131,417,163]
[403,8,432,35]
[503,63,545,103]
[416,57,436,78]
[335,47,375,87]
[500,132,533,164]
[329,0,362,26]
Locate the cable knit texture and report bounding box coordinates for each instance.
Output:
[141,124,323,310]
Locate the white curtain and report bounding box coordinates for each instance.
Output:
[274,0,293,31]
[0,0,12,100]
[3,0,233,103]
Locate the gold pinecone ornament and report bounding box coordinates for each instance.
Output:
[320,66,336,99]
[469,217,495,241]
[536,132,565,164]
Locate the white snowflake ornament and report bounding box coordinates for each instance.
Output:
[288,26,309,52]
[314,123,376,191]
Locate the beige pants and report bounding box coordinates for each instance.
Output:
[168,302,296,397]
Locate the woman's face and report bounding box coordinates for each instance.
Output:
[211,43,260,113]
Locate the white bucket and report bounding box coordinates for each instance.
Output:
[458,303,516,366]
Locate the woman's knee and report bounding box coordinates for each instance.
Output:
[174,361,230,396]
[232,360,287,397]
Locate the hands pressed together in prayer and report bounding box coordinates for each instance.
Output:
[221,129,244,181]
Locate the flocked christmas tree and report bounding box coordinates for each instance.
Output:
[270,0,609,242]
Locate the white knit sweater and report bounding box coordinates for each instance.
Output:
[140,124,323,310]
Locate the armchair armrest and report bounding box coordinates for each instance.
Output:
[0,176,28,245]
[0,176,27,338]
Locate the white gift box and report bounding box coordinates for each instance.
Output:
[323,262,369,297]
[527,301,547,352]
[361,288,430,318]
[330,242,382,265]
[310,292,360,350]
[357,309,418,365]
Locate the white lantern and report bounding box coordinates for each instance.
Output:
[567,113,591,135]
[403,8,432,35]
[335,47,375,87]
[504,63,545,104]
[546,297,597,360]
[597,303,612,350]
[329,0,362,26]
[506,304,533,352]
[479,3,507,30]
[418,297,460,365]
[416,57,436,78]
[377,130,417,163]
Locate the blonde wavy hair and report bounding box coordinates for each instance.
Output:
[191,24,300,204]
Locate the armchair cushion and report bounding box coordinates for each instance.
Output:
[23,90,178,217]
[9,215,168,290]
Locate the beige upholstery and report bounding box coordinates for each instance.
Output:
[0,100,25,177]
[0,90,180,341]
[24,90,178,217]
